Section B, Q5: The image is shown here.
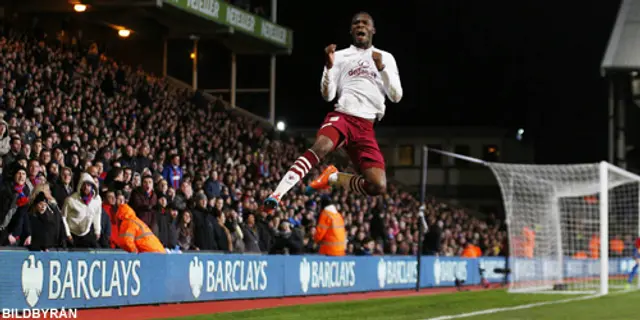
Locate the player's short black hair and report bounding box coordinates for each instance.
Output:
[352,12,374,25]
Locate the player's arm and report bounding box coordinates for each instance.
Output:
[379,52,403,103]
[321,67,338,102]
[321,44,339,102]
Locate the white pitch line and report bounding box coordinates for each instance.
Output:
[421,294,602,320]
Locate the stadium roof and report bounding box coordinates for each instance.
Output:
[601,0,640,73]
[5,0,293,55]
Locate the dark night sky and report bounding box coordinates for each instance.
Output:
[175,0,623,165]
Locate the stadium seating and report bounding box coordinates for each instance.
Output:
[0,28,506,257]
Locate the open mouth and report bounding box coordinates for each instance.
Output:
[355,31,366,40]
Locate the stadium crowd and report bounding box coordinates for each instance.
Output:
[0,27,508,257]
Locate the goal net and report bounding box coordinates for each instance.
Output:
[487,161,640,295]
[423,147,640,295]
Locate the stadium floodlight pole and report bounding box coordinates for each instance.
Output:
[416,145,429,292]
[190,35,199,90]
[231,53,237,107]
[162,38,168,78]
[269,0,278,125]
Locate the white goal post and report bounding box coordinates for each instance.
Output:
[423,147,640,295]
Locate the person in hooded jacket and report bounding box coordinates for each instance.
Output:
[115,203,165,253]
[61,172,102,248]
[0,120,11,156]
[25,183,68,251]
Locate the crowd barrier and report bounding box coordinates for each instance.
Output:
[0,251,634,309]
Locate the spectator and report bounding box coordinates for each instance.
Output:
[357,237,376,256]
[26,159,40,191]
[204,171,222,198]
[166,205,180,250]
[128,175,157,229]
[119,145,137,171]
[104,167,126,193]
[135,144,151,174]
[0,120,10,156]
[213,206,232,252]
[242,213,261,253]
[155,194,176,249]
[270,220,304,255]
[102,190,119,249]
[173,181,192,211]
[0,164,31,246]
[51,167,74,207]
[25,184,67,251]
[224,209,244,253]
[46,162,60,184]
[177,210,196,250]
[256,210,274,253]
[114,204,165,254]
[423,217,442,255]
[162,154,183,190]
[303,227,318,253]
[61,172,102,248]
[3,137,23,168]
[98,206,112,249]
[191,192,215,250]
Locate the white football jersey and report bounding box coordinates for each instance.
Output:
[320,45,403,121]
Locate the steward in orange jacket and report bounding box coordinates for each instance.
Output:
[314,197,346,256]
[116,204,165,253]
[461,242,482,258]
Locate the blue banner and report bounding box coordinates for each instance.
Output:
[0,251,633,310]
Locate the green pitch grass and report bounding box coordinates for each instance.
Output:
[159,289,640,320]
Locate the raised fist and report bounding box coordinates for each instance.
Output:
[325,44,337,69]
[372,51,384,71]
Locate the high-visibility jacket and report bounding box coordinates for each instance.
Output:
[589,235,600,259]
[314,205,346,256]
[522,227,535,258]
[461,244,482,258]
[573,251,588,259]
[116,204,165,254]
[610,238,624,255]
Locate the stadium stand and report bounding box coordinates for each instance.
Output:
[0,23,507,258]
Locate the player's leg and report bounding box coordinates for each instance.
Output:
[324,166,386,196]
[308,132,386,196]
[264,124,345,212]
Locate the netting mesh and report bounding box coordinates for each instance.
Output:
[488,162,640,294]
